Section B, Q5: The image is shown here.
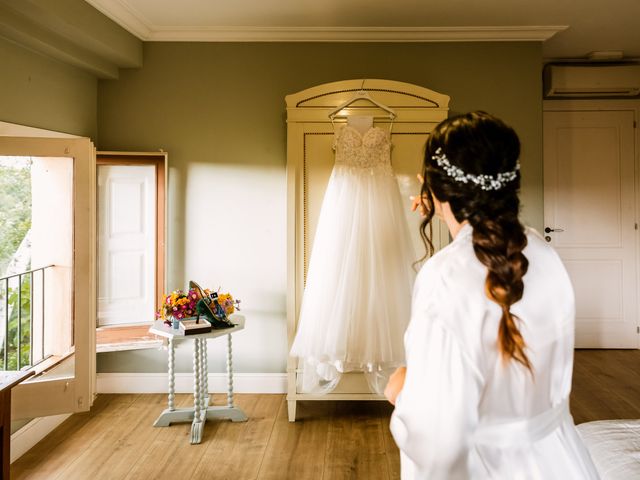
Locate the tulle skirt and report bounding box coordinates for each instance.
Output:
[290,163,416,394]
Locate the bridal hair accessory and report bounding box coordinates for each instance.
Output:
[432,147,520,191]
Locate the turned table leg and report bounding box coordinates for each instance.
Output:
[167,338,175,411]
[202,338,209,409]
[226,334,234,408]
[199,338,208,418]
[151,318,249,433]
[190,337,204,444]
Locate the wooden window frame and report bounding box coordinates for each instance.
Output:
[96,152,167,350]
[1,135,96,420]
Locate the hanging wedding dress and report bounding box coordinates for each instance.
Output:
[290,117,416,394]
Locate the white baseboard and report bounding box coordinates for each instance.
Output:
[11,413,72,463]
[97,372,287,394]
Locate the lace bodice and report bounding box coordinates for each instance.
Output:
[334,125,392,170]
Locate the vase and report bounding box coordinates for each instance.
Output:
[171,318,180,329]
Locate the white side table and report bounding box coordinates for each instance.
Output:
[149,314,248,444]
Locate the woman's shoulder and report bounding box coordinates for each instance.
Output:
[523,226,568,267]
[414,235,487,316]
[416,226,480,282]
[524,226,547,246]
[415,243,459,292]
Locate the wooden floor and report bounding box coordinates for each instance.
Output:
[11,349,640,480]
[571,349,640,423]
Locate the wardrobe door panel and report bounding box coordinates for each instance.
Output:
[303,128,335,278]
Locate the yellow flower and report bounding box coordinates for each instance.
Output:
[218,293,235,314]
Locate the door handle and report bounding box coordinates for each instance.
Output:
[544,227,564,233]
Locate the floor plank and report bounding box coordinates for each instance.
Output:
[12,395,140,480]
[257,400,333,480]
[377,402,401,480]
[190,394,281,480]
[10,350,640,480]
[91,394,177,480]
[55,395,167,480]
[187,394,260,479]
[124,394,205,480]
[570,349,640,423]
[323,401,390,480]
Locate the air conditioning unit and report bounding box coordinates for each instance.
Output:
[544,64,640,98]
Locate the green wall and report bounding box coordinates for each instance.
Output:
[0,37,97,138]
[97,41,543,374]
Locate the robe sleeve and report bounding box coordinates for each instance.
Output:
[390,270,485,479]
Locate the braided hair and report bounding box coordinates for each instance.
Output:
[419,111,531,371]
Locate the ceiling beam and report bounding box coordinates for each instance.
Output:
[0,0,142,79]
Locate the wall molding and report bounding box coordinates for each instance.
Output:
[85,0,151,40]
[11,414,71,463]
[142,26,568,43]
[80,3,568,44]
[97,372,287,394]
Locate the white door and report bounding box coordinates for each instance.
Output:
[98,165,156,326]
[543,110,638,348]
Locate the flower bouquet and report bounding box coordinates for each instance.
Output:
[157,289,199,326]
[156,282,241,330]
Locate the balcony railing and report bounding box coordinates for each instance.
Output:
[0,265,54,371]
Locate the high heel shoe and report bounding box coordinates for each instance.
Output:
[189,280,235,329]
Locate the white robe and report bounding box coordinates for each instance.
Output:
[390,224,600,479]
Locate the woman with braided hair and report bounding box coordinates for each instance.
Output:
[385,112,599,479]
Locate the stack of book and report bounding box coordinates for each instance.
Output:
[179,318,212,335]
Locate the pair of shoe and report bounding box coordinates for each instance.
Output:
[189,280,235,329]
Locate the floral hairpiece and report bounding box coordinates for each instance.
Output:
[432,147,520,191]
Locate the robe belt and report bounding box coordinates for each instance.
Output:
[473,399,570,448]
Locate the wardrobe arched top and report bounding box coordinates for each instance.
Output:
[286,79,450,123]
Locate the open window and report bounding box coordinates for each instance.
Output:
[95,152,167,352]
[0,134,95,420]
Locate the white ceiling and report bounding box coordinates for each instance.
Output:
[85,0,640,59]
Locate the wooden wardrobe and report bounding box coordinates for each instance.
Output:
[285,79,450,421]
